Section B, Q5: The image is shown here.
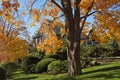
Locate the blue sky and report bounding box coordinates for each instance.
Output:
[18,0,94,36]
[0,0,94,38]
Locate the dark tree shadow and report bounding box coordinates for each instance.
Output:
[81,66,120,79]
[47,66,120,80]
[15,76,38,80]
[83,66,120,75]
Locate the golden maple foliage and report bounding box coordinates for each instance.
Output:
[37,20,63,54]
[0,0,29,63]
[0,0,119,56]
[27,0,120,54]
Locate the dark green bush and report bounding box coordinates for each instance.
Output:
[89,46,113,57]
[44,51,67,60]
[47,60,68,74]
[35,58,56,73]
[80,46,93,68]
[21,56,40,73]
[0,67,6,80]
[28,51,45,59]
[0,62,18,78]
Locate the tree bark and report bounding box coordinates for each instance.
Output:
[52,0,82,76]
[67,37,82,76]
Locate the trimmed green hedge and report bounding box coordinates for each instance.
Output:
[21,56,40,73]
[47,60,68,74]
[35,58,56,73]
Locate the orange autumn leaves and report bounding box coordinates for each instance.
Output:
[35,0,119,54]
[0,35,29,63]
[2,0,19,12]
[90,9,120,44]
[37,20,64,54]
[37,36,62,54]
[0,38,28,62]
[0,0,29,63]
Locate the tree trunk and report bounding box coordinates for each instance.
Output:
[66,16,82,76]
[53,0,82,76]
[67,39,82,76]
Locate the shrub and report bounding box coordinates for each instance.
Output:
[80,46,93,68]
[44,51,67,60]
[21,56,40,73]
[47,60,68,74]
[35,58,56,73]
[89,46,113,57]
[28,51,45,59]
[0,67,6,80]
[0,62,18,78]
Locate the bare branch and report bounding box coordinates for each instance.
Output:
[52,14,64,21]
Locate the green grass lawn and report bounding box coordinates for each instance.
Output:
[13,60,120,80]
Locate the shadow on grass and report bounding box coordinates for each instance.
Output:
[82,66,120,79]
[13,65,120,80]
[45,76,77,80]
[83,66,120,75]
[15,76,38,80]
[48,66,120,80]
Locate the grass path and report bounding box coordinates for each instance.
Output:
[13,60,120,80]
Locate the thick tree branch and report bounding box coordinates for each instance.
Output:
[51,0,64,12]
[80,0,94,34]
[52,14,64,21]
[80,11,96,19]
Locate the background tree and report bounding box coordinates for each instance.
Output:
[0,0,29,63]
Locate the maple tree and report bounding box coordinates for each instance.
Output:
[0,0,119,76]
[0,0,29,63]
[36,19,63,54]
[27,0,120,76]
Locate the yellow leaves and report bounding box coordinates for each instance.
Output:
[60,28,66,37]
[14,21,23,27]
[79,0,93,14]
[29,22,35,27]
[94,0,119,11]
[0,34,29,62]
[3,13,12,20]
[42,8,47,15]
[2,0,19,12]
[0,10,3,16]
[46,2,52,8]
[5,37,28,62]
[37,35,63,54]
[29,9,40,22]
[2,0,11,12]
[12,0,19,11]
[29,9,41,27]
[48,7,59,18]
